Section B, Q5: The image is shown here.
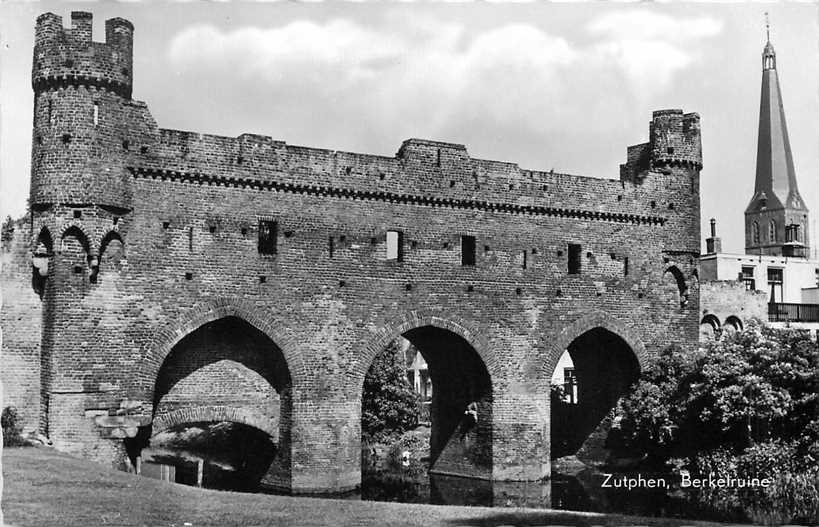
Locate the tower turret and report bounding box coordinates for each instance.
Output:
[620,109,702,183]
[30,11,138,212]
[744,20,810,257]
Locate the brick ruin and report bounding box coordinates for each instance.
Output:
[1,11,702,493]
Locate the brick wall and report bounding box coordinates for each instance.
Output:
[700,279,768,337]
[1,11,704,493]
[1,216,42,432]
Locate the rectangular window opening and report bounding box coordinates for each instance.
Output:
[93,102,99,126]
[522,250,527,269]
[461,235,476,266]
[624,256,629,276]
[329,236,335,258]
[767,268,783,303]
[741,266,755,291]
[258,220,278,255]
[568,244,582,274]
[386,230,403,261]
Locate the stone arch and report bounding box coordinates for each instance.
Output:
[99,230,124,259]
[59,221,94,255]
[151,406,278,439]
[541,311,647,385]
[723,315,743,335]
[700,314,721,341]
[355,310,495,393]
[33,225,54,255]
[141,299,303,399]
[357,311,495,479]
[544,311,645,462]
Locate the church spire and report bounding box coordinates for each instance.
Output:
[744,15,810,257]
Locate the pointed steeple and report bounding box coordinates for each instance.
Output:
[745,16,810,257]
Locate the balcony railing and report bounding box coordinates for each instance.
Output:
[768,302,819,323]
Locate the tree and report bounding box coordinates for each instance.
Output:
[613,321,818,462]
[362,340,420,443]
[1,215,14,252]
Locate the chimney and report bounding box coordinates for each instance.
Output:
[706,218,722,254]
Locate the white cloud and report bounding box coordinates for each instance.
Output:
[587,11,723,97]
[164,11,721,170]
[587,10,723,42]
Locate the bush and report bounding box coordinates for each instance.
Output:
[613,322,819,463]
[692,441,819,525]
[2,406,27,446]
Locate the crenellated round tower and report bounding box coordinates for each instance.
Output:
[648,109,702,170]
[30,11,135,213]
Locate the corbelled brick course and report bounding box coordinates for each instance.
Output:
[1,11,702,493]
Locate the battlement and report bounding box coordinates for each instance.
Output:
[620,109,702,182]
[120,123,698,225]
[33,12,133,99]
[649,109,701,168]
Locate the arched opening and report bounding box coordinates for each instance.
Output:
[550,328,640,464]
[722,316,743,337]
[31,227,53,297]
[361,326,492,500]
[57,226,91,288]
[700,314,721,341]
[144,420,277,492]
[663,266,689,308]
[146,316,292,492]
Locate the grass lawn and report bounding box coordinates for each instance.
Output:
[2,446,749,527]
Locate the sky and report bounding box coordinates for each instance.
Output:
[1,3,817,256]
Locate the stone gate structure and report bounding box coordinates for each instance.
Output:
[1,11,702,494]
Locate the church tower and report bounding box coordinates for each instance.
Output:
[744,21,810,257]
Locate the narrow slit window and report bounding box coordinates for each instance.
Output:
[329,236,334,258]
[522,250,527,269]
[386,230,403,261]
[93,102,99,125]
[568,243,582,274]
[461,235,476,266]
[258,220,278,255]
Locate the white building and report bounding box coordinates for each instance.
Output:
[700,32,819,333]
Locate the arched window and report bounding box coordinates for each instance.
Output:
[752,222,760,244]
[769,220,777,242]
[700,315,720,341]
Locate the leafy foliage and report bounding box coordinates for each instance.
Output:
[693,441,819,525]
[1,215,14,251]
[2,406,27,446]
[613,322,818,462]
[610,323,819,524]
[362,340,420,443]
